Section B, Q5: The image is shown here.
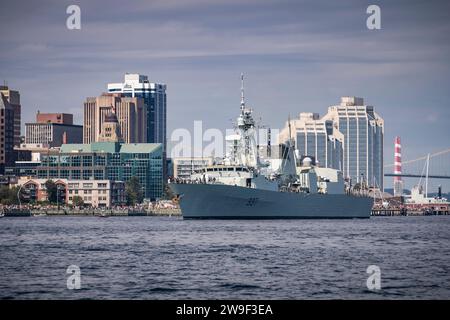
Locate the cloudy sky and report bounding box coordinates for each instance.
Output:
[1,0,449,189]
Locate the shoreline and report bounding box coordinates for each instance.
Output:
[1,208,182,217]
[2,211,449,218]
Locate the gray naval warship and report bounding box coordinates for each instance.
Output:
[169,74,373,219]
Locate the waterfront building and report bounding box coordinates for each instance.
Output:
[25,112,83,147]
[0,85,21,147]
[278,112,344,170]
[66,180,126,207]
[323,97,384,189]
[107,73,167,151]
[173,157,214,179]
[15,177,126,207]
[83,92,147,144]
[0,92,15,174]
[15,178,68,204]
[35,141,163,200]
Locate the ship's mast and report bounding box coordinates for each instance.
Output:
[240,72,245,111]
[236,73,258,168]
[288,114,292,147]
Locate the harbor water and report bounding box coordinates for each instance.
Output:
[0,216,449,299]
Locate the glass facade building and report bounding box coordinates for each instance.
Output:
[35,142,164,200]
[280,113,344,170]
[107,74,167,151]
[324,97,384,189]
[278,98,384,189]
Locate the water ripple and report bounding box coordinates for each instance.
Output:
[0,216,449,299]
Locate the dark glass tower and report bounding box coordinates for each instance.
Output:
[107,74,167,151]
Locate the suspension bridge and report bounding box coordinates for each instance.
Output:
[384,148,450,179]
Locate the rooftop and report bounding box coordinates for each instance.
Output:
[60,142,162,154]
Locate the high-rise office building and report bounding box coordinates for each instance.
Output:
[107,74,167,151]
[323,97,384,189]
[278,97,383,189]
[0,92,15,173]
[83,93,147,144]
[279,112,344,170]
[25,112,83,147]
[0,85,21,147]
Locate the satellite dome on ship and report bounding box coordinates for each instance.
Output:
[302,157,313,166]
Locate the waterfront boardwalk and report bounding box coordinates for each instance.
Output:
[1,207,181,217]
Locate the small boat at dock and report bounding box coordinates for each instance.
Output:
[33,213,47,217]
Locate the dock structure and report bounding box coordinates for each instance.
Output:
[371,208,406,216]
[371,203,449,216]
[372,191,449,216]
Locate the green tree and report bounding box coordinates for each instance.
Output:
[72,195,84,207]
[45,180,57,203]
[125,176,144,205]
[11,186,21,205]
[0,185,20,205]
[0,186,11,204]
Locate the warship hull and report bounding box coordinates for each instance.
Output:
[170,183,373,219]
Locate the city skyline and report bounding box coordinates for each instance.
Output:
[1,1,450,304]
[1,0,449,190]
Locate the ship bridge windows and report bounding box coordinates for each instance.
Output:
[201,166,249,173]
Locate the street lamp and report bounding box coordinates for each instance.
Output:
[17,184,23,209]
[56,184,62,211]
